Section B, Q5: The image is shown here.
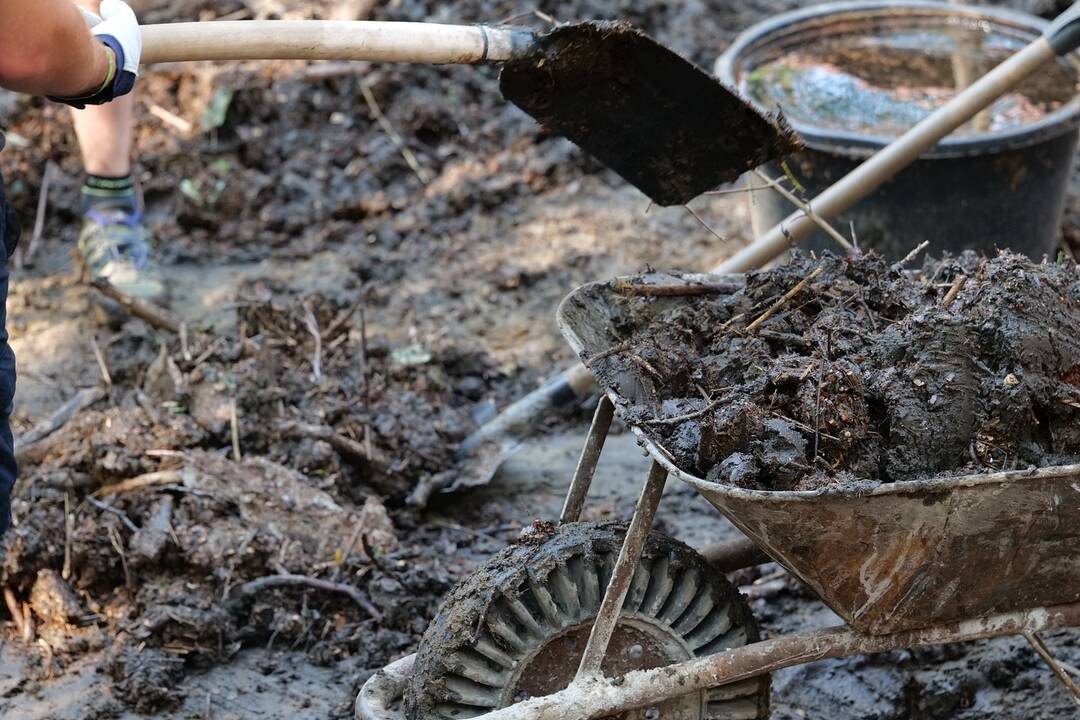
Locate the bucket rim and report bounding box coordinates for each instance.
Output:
[715,0,1080,159]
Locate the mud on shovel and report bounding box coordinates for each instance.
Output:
[139,19,798,207]
[448,2,1080,503]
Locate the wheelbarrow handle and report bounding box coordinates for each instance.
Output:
[139,21,536,65]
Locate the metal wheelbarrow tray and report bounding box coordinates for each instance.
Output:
[556,271,1080,636]
[357,272,1080,720]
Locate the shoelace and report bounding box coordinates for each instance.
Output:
[84,208,149,270]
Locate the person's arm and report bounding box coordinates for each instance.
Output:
[0,0,141,107]
[0,0,112,97]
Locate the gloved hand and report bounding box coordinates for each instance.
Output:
[52,0,141,108]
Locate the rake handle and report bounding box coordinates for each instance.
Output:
[139,21,534,65]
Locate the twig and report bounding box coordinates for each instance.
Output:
[86,496,139,533]
[585,341,631,366]
[1023,631,1080,706]
[18,161,56,269]
[147,103,194,134]
[752,170,854,253]
[179,322,192,362]
[91,280,182,333]
[629,354,662,379]
[107,524,132,589]
[612,279,740,297]
[497,8,558,25]
[90,336,112,387]
[892,240,930,272]
[703,181,785,197]
[331,518,368,583]
[20,602,34,643]
[645,398,723,426]
[301,301,322,383]
[324,296,364,341]
[62,492,74,580]
[942,274,967,307]
[235,573,382,621]
[682,205,726,243]
[97,469,183,497]
[358,307,373,460]
[358,81,431,184]
[277,421,383,467]
[745,266,825,333]
[4,587,26,638]
[14,387,106,456]
[230,398,242,462]
[814,348,825,462]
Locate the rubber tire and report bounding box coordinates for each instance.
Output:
[406,521,770,719]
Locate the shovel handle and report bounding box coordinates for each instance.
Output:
[139,21,534,65]
[1047,1,1080,56]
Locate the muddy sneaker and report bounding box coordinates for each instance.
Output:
[77,207,166,303]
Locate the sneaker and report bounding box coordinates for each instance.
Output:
[78,207,167,303]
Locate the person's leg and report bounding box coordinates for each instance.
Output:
[72,94,134,179]
[69,0,164,302]
[0,165,19,538]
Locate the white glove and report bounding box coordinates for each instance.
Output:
[91,0,142,81]
[55,0,141,107]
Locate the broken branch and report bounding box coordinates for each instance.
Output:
[91,280,183,334]
[752,169,854,253]
[645,397,723,426]
[942,274,967,307]
[97,469,184,497]
[15,387,106,457]
[745,266,825,334]
[235,573,382,621]
[892,240,930,272]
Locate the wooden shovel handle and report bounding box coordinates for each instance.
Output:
[140,21,534,65]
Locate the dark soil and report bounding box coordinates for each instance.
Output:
[585,252,1080,490]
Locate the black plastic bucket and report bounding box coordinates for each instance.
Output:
[716,1,1080,260]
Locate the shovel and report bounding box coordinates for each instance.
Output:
[138,19,800,207]
[449,1,1080,500]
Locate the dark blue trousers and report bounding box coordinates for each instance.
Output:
[0,162,20,537]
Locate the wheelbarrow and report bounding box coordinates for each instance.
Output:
[357,271,1080,719]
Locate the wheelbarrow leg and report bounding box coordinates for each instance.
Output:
[1023,631,1080,706]
[560,395,615,525]
[576,459,668,679]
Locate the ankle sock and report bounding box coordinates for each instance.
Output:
[80,174,137,216]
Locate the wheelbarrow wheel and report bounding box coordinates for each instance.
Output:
[405,522,769,719]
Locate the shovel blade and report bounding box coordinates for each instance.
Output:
[500,21,801,206]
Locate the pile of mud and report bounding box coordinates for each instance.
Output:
[586,252,1080,490]
[0,283,500,711]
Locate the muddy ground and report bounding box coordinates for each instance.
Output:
[0,0,1079,718]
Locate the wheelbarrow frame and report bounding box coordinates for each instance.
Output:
[358,295,1080,719]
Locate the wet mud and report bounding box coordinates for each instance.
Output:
[586,252,1080,490]
[744,21,1079,138]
